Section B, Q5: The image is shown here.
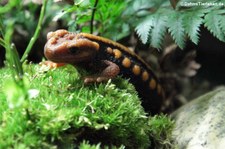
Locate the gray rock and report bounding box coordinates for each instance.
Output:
[171,87,225,149]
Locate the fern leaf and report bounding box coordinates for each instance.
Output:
[184,9,208,44]
[218,10,225,36]
[204,10,225,42]
[135,15,154,44]
[183,9,206,44]
[220,16,225,33]
[150,13,167,49]
[167,11,186,49]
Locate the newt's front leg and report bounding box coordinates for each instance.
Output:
[84,60,120,84]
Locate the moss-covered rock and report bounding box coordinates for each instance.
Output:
[0,64,174,148]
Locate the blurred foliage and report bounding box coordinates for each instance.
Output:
[1,0,225,52]
[20,0,48,62]
[53,0,131,40]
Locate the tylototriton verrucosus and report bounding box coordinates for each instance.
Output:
[44,29,164,114]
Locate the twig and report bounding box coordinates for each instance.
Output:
[90,0,99,34]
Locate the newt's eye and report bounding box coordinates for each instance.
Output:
[69,47,79,54]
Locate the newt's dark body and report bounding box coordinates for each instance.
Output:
[44,29,164,114]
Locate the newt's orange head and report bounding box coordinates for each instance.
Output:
[44,29,99,64]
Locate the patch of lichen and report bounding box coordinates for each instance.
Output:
[0,64,174,148]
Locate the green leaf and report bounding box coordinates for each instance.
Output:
[150,12,168,49]
[183,9,206,44]
[135,15,154,44]
[204,10,225,42]
[167,11,186,49]
[219,12,225,35]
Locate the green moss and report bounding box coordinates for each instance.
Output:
[0,64,174,148]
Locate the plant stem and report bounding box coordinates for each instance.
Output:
[0,16,4,36]
[4,21,23,83]
[90,0,99,34]
[20,0,48,63]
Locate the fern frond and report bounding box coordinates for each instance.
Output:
[218,10,225,36]
[134,1,225,49]
[183,9,206,44]
[150,12,168,49]
[220,16,225,33]
[135,15,154,44]
[167,11,186,49]
[204,10,225,42]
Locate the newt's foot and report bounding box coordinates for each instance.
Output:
[84,76,111,84]
[83,60,119,84]
[40,61,66,68]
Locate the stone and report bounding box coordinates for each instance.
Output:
[171,87,225,149]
